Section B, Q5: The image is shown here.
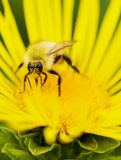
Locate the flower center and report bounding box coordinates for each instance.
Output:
[15,71,110,144]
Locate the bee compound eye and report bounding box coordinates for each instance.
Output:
[36,62,42,69]
[28,62,34,70]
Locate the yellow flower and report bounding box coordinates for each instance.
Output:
[0,0,121,145]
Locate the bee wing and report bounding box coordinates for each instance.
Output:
[47,41,76,55]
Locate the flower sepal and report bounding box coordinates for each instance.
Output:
[0,126,120,160]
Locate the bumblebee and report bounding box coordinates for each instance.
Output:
[16,41,79,96]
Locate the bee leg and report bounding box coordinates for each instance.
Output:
[35,75,43,87]
[54,55,61,64]
[41,72,47,86]
[48,70,61,96]
[24,72,32,91]
[15,62,24,73]
[35,77,39,85]
[62,55,80,73]
[40,75,43,87]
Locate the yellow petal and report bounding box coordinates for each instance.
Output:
[0,73,15,94]
[59,132,74,143]
[110,92,121,106]
[51,0,62,41]
[108,83,121,96]
[0,13,22,65]
[87,0,121,76]
[23,0,40,42]
[1,0,25,60]
[107,69,121,90]
[0,59,19,85]
[89,126,121,140]
[95,22,121,84]
[63,0,74,41]
[71,0,89,64]
[43,127,58,145]
[0,42,13,67]
[71,0,99,65]
[79,0,100,72]
[23,0,62,42]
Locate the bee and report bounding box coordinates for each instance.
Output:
[16,41,79,96]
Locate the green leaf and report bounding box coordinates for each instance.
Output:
[24,137,61,160]
[94,135,120,153]
[77,150,117,160]
[25,137,60,156]
[18,129,43,146]
[18,130,41,138]
[89,152,118,160]
[109,157,121,160]
[81,143,121,160]
[108,145,121,160]
[61,141,81,159]
[77,134,98,151]
[2,143,37,160]
[36,146,61,160]
[0,153,11,160]
[77,148,93,160]
[0,127,20,150]
[77,134,120,154]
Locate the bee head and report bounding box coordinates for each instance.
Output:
[28,61,43,74]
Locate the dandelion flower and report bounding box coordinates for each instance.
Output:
[0,0,121,159]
